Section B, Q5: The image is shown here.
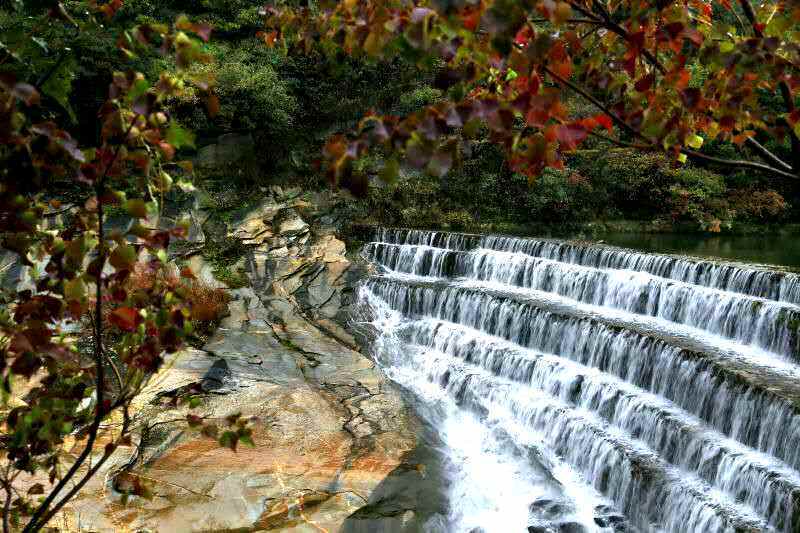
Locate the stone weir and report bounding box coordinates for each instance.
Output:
[358,227,800,533]
[50,193,445,532]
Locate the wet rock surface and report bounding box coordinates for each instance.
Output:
[54,189,441,532]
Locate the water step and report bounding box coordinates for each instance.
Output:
[363,277,800,472]
[407,346,769,533]
[364,241,800,358]
[370,227,800,305]
[401,319,800,531]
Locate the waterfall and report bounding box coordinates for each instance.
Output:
[358,228,800,533]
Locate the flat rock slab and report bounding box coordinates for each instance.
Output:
[56,216,422,532]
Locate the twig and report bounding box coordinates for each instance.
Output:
[679,147,798,180]
[744,137,793,172]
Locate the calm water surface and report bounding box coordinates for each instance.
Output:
[588,232,800,269]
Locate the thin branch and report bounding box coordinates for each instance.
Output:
[544,64,797,181]
[542,65,643,140]
[680,147,798,180]
[34,8,80,92]
[744,137,793,171]
[587,0,666,75]
[2,481,11,533]
[35,413,133,529]
[528,18,603,25]
[738,0,800,171]
[586,129,649,149]
[737,0,760,34]
[104,350,125,399]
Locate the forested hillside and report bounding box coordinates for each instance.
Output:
[4,1,795,237]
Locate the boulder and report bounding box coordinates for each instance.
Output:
[194,133,256,174]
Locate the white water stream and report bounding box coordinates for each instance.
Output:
[357,229,800,533]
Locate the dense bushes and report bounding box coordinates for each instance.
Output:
[352,146,791,233]
[188,41,296,134]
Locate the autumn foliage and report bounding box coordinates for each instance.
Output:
[263,0,800,197]
[0,2,234,530]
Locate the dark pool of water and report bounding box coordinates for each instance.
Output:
[586,233,800,269]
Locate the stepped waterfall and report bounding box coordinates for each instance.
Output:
[356,228,800,533]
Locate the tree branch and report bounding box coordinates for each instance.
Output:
[3,480,11,533]
[542,65,644,141]
[744,137,793,171]
[738,0,800,172]
[543,64,797,181]
[587,0,666,74]
[35,410,133,529]
[680,147,798,180]
[22,114,140,533]
[586,129,649,149]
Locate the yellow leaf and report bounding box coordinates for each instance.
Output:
[687,134,704,149]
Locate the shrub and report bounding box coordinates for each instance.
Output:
[666,167,732,231]
[111,263,231,339]
[189,41,297,134]
[524,167,596,224]
[728,188,789,222]
[393,86,443,116]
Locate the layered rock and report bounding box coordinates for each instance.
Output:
[50,189,432,532]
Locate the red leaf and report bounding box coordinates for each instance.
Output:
[665,22,684,38]
[594,114,614,133]
[627,31,646,50]
[194,23,212,42]
[720,115,736,132]
[109,307,141,332]
[555,123,588,151]
[684,28,703,47]
[514,26,533,47]
[461,7,481,31]
[623,53,636,77]
[634,74,655,93]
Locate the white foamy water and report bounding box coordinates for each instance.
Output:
[358,228,800,533]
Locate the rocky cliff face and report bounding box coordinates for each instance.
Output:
[54,188,439,532]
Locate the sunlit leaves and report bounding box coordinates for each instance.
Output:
[0,5,245,529]
[265,0,800,187]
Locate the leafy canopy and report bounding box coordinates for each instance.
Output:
[0,2,250,530]
[264,0,800,195]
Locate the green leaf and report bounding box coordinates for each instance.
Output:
[176,179,196,192]
[124,199,149,218]
[109,244,137,271]
[63,278,86,302]
[219,430,238,451]
[378,157,400,184]
[128,78,150,104]
[42,56,77,124]
[166,122,195,150]
[687,134,704,149]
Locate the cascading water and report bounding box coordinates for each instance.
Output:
[357,228,800,533]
